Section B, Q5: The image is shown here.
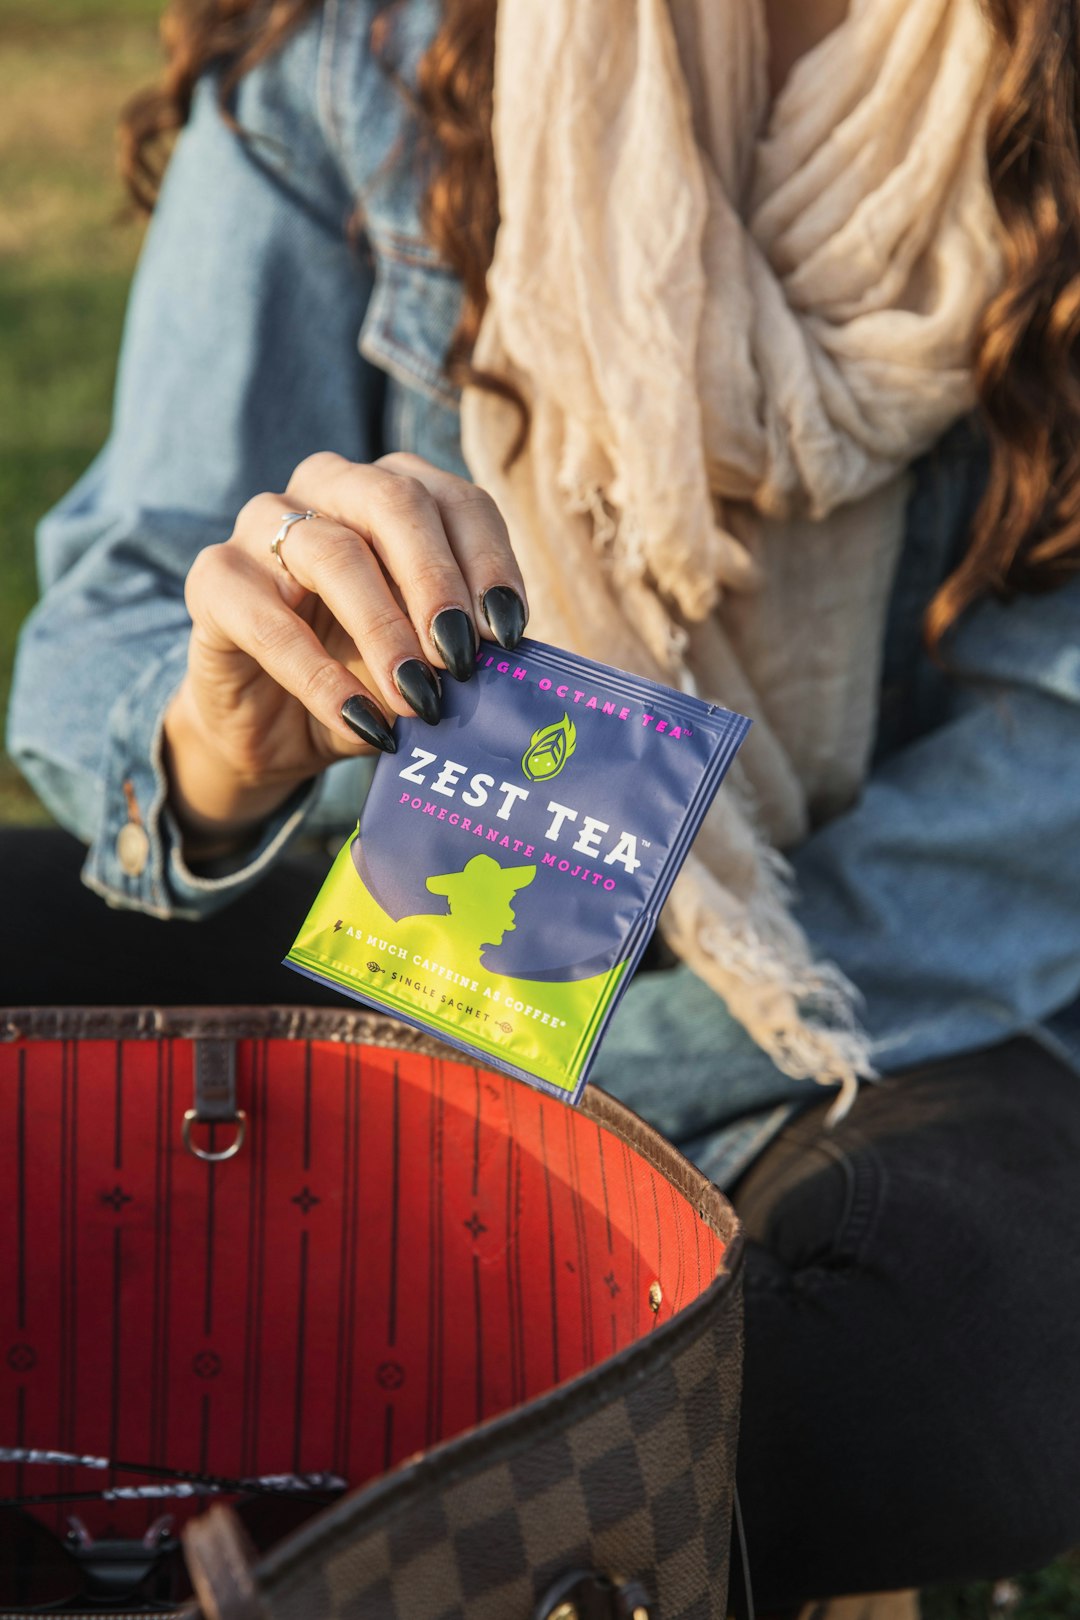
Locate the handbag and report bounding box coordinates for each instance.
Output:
[0,1006,745,1618]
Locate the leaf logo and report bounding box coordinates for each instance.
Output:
[522,713,577,781]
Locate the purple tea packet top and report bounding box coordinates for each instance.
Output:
[286,638,750,1103]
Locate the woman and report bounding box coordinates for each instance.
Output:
[7,0,1080,1611]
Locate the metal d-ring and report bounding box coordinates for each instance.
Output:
[182,1109,248,1163]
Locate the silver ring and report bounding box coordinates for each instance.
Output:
[271,509,319,572]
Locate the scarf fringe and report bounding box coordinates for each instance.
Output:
[663,847,875,1123]
[561,475,873,1122]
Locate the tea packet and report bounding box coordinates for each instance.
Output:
[286,639,750,1102]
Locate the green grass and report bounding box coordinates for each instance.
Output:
[0,264,138,818]
[923,1555,1080,1620]
[3,0,167,22]
[0,0,159,818]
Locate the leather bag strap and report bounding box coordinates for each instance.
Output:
[183,1039,247,1162]
[191,1039,239,1122]
[729,1487,756,1620]
[182,1505,267,1620]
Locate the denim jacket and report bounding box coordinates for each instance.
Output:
[8,0,1080,1180]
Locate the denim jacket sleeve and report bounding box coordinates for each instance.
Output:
[789,570,1080,1074]
[592,445,1080,1139]
[7,6,386,918]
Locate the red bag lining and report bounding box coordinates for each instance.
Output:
[1,1038,724,1540]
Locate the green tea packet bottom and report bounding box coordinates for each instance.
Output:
[286,638,750,1103]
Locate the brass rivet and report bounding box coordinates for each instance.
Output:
[648,1280,662,1314]
[548,1605,579,1620]
[116,820,150,877]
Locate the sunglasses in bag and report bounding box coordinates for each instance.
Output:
[1,1008,745,1618]
[0,1463,334,1612]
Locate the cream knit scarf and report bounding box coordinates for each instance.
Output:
[460,0,1005,1111]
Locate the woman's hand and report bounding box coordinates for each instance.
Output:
[163,451,528,860]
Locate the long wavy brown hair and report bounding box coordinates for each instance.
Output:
[119,0,1080,648]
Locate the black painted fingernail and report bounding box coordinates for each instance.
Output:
[481,586,527,651]
[341,694,397,753]
[394,659,442,726]
[430,608,477,681]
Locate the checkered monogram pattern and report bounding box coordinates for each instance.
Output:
[262,1296,743,1620]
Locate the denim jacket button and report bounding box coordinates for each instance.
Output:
[117,822,150,877]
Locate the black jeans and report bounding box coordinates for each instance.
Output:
[5,829,1080,1609]
[732,1038,1080,1610]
